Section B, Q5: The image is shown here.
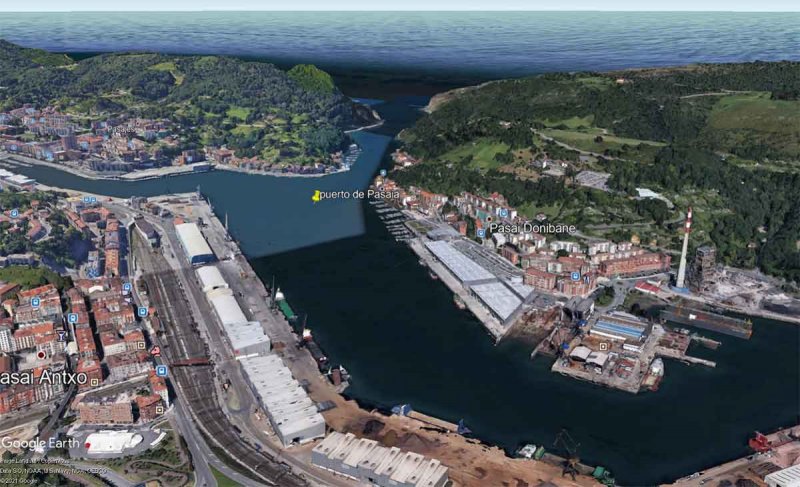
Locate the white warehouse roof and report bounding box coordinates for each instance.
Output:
[240,354,325,446]
[470,281,522,322]
[84,430,143,454]
[425,241,495,284]
[766,464,800,487]
[312,432,449,487]
[226,321,270,356]
[175,223,214,262]
[209,290,248,325]
[196,265,228,293]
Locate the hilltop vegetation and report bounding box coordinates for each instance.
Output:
[0,40,373,163]
[288,64,337,94]
[398,62,800,282]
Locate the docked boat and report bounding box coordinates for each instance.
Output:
[429,271,439,280]
[454,294,466,310]
[516,444,539,459]
[642,357,664,391]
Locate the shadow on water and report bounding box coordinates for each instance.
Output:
[252,204,800,485]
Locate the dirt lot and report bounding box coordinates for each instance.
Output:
[319,397,599,487]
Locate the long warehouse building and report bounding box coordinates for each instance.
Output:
[424,241,495,285]
[312,431,449,487]
[206,285,271,358]
[175,222,215,265]
[196,265,228,293]
[198,264,323,445]
[240,354,326,447]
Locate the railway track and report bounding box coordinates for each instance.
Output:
[132,233,309,487]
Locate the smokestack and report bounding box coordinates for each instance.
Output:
[675,207,692,289]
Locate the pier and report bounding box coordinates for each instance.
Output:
[655,346,717,368]
[407,238,508,340]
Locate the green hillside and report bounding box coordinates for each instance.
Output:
[288,64,336,94]
[0,40,373,163]
[397,62,800,282]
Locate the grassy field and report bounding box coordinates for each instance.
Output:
[150,61,185,85]
[438,138,510,170]
[0,266,70,290]
[706,92,800,158]
[541,129,665,162]
[516,202,562,220]
[226,106,251,121]
[541,115,594,129]
[708,92,800,131]
[211,466,241,487]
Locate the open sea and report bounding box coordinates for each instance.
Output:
[0,11,799,79]
[1,11,799,484]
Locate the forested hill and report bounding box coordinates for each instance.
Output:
[0,40,377,161]
[397,62,800,282]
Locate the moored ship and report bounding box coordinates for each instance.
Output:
[641,358,664,391]
[661,302,752,339]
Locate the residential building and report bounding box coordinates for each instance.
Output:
[135,394,164,422]
[78,393,134,424]
[523,268,558,291]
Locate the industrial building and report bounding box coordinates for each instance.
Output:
[196,265,229,293]
[689,245,717,289]
[175,222,215,265]
[226,321,271,358]
[765,464,800,487]
[424,241,495,285]
[311,431,449,487]
[239,354,326,447]
[207,288,248,325]
[203,280,270,358]
[589,312,649,342]
[135,217,159,247]
[470,282,522,323]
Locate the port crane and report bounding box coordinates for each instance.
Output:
[553,429,581,480]
[553,430,616,485]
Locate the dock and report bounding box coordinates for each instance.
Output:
[662,303,752,339]
[530,326,559,359]
[406,411,460,433]
[407,238,508,340]
[655,346,717,368]
[690,333,721,350]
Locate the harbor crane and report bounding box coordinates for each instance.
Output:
[553,429,581,480]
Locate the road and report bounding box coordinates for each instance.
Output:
[170,399,265,487]
[35,381,77,444]
[67,461,136,487]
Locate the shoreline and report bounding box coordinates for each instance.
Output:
[407,237,508,341]
[8,177,796,485]
[0,127,380,183]
[154,190,600,486]
[1,152,353,181]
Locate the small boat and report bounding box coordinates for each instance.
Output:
[642,357,664,391]
[454,294,466,310]
[516,444,538,459]
[429,271,439,280]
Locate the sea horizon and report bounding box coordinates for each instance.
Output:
[1,11,798,80]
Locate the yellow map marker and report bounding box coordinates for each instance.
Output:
[311,190,321,203]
